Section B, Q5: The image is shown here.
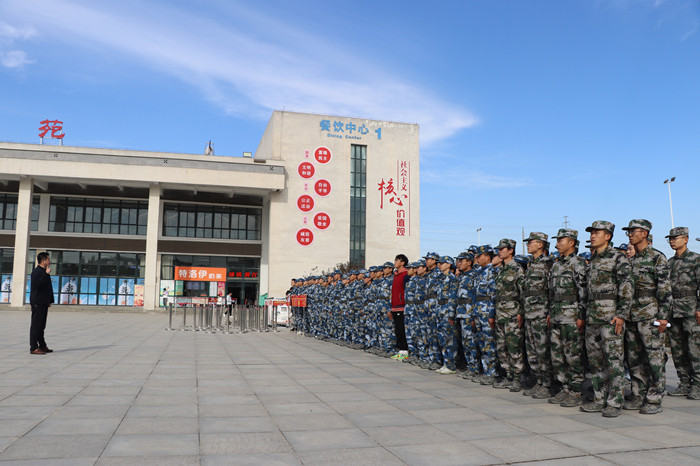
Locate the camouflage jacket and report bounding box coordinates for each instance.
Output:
[669,248,700,318]
[629,244,672,321]
[549,252,587,324]
[455,268,476,318]
[522,254,552,319]
[495,260,524,322]
[405,275,419,305]
[586,244,632,324]
[436,271,458,316]
[473,264,496,318]
[424,267,442,305]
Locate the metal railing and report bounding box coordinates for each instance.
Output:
[166,303,279,334]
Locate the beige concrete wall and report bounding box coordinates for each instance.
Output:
[259,111,420,297]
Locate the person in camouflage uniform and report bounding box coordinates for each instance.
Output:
[582,220,633,418]
[364,268,380,350]
[622,219,672,414]
[456,251,480,379]
[423,252,443,370]
[413,261,431,368]
[494,239,525,391]
[522,232,554,399]
[435,256,458,374]
[667,227,700,400]
[549,228,588,407]
[378,262,396,353]
[403,263,419,361]
[472,246,498,384]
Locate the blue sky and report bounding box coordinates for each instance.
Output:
[1,0,699,258]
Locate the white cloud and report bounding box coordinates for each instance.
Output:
[0,0,477,145]
[422,165,532,190]
[0,50,34,68]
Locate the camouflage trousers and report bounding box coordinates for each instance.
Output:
[669,315,700,388]
[525,317,552,387]
[586,322,625,408]
[458,316,480,374]
[424,300,441,364]
[412,309,430,361]
[495,315,524,379]
[436,309,455,369]
[550,322,584,392]
[474,311,497,377]
[625,320,667,405]
[404,304,418,354]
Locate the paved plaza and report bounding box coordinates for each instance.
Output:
[1,309,700,465]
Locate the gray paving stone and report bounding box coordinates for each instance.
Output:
[599,448,700,465]
[433,419,529,441]
[0,434,110,460]
[200,432,291,454]
[503,414,599,434]
[26,417,122,436]
[265,402,335,416]
[202,453,302,465]
[344,410,425,428]
[408,407,491,423]
[199,416,277,433]
[297,446,405,465]
[545,430,652,454]
[387,441,501,465]
[283,428,377,452]
[96,456,201,465]
[513,456,613,465]
[363,423,458,446]
[115,416,199,435]
[274,412,355,431]
[610,425,700,448]
[474,434,585,463]
[102,434,199,457]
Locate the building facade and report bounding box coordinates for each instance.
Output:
[0,111,419,310]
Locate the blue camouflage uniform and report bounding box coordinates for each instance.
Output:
[436,256,458,370]
[473,246,498,378]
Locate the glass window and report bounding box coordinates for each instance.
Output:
[350,145,367,267]
[163,203,261,240]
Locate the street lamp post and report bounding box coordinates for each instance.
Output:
[663,177,676,228]
[477,228,482,246]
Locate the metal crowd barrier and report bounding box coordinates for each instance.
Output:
[166,303,279,334]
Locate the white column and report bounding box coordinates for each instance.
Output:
[11,177,33,307]
[38,194,50,232]
[143,183,161,310]
[259,196,270,298]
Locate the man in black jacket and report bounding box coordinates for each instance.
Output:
[30,252,54,354]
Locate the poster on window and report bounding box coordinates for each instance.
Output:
[0,275,11,303]
[118,279,134,305]
[60,276,79,304]
[133,284,144,307]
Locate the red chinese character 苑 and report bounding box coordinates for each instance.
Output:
[38,120,65,139]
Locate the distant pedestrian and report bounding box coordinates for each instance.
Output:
[30,252,54,355]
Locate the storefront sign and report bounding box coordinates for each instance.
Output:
[174,266,226,281]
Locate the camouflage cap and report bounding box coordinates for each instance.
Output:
[406,262,417,269]
[467,245,478,253]
[415,259,427,267]
[615,243,629,251]
[437,255,455,266]
[579,251,592,260]
[585,220,615,234]
[622,219,652,232]
[333,269,341,275]
[423,251,439,260]
[358,269,368,275]
[456,251,474,261]
[497,238,517,250]
[474,245,493,256]
[666,226,689,238]
[552,228,578,240]
[524,232,548,243]
[382,261,394,268]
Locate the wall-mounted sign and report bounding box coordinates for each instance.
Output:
[174,267,226,281]
[296,228,314,246]
[314,179,331,197]
[298,161,315,179]
[297,195,314,213]
[313,212,331,230]
[314,146,332,164]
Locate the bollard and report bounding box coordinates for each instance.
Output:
[167,303,174,330]
[225,306,231,334]
[199,304,204,331]
[181,304,187,331]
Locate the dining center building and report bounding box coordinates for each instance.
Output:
[0,111,420,310]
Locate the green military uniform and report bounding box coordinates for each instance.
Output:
[494,238,525,386]
[623,219,672,412]
[583,220,633,415]
[522,232,553,399]
[667,227,700,400]
[549,228,587,407]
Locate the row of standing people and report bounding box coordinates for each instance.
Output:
[287,220,700,418]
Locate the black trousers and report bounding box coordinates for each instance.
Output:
[30,304,49,350]
[392,310,408,351]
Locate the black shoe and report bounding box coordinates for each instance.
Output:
[40,347,53,353]
[30,348,46,355]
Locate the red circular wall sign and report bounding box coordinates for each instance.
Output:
[296,195,314,213]
[314,147,332,164]
[298,161,315,179]
[314,179,332,197]
[296,228,314,246]
[313,212,331,230]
